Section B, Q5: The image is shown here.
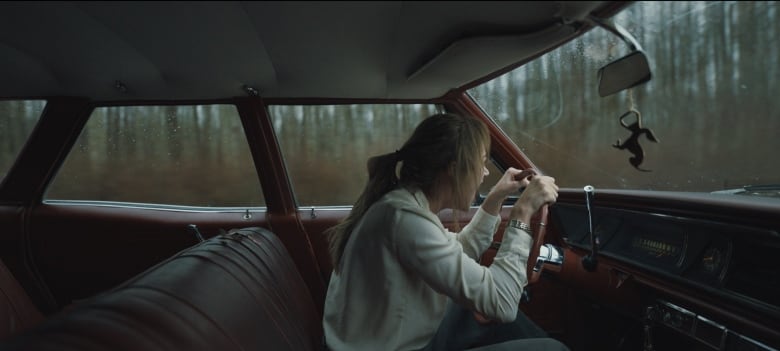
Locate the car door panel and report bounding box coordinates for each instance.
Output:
[26,203,269,307]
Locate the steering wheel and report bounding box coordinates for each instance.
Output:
[477,203,550,284]
[473,204,549,324]
[526,204,549,285]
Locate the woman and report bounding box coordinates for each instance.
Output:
[323,113,565,351]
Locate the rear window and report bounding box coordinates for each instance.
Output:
[46,105,264,207]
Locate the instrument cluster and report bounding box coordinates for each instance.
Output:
[553,202,780,312]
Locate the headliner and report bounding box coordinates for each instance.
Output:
[0,1,625,102]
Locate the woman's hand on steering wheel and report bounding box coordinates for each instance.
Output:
[481,168,537,216]
[513,175,558,286]
[510,175,558,224]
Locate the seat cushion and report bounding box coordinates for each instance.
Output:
[0,258,44,340]
[0,227,323,351]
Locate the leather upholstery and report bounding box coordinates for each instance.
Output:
[0,227,323,351]
[0,259,44,339]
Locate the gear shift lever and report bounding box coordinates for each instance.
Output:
[582,185,598,272]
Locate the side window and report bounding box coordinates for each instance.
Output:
[478,161,503,198]
[46,105,264,207]
[268,104,438,206]
[0,100,46,182]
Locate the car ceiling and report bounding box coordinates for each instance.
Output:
[0,1,623,102]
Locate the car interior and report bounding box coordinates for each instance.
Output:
[0,1,778,350]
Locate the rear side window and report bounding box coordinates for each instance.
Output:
[46,105,264,207]
[268,104,438,206]
[0,100,46,183]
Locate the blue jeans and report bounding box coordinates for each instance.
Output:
[418,301,569,351]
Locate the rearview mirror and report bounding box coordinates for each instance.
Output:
[597,50,652,97]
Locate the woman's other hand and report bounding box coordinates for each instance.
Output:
[481,168,536,216]
[511,175,558,224]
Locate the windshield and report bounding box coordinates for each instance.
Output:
[469,1,780,200]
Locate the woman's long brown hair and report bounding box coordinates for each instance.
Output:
[325,113,490,273]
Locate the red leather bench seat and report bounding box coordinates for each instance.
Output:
[0,227,323,351]
[0,258,44,340]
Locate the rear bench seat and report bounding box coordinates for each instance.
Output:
[0,258,44,339]
[0,227,323,351]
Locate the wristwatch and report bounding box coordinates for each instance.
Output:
[508,219,532,232]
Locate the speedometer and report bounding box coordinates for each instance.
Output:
[631,236,681,258]
[621,223,687,269]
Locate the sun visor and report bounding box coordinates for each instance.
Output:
[406,23,576,88]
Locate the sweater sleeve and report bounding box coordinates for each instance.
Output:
[393,208,533,322]
[454,207,500,260]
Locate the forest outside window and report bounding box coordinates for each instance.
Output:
[269,104,440,207]
[46,105,265,207]
[0,100,45,183]
[469,1,779,200]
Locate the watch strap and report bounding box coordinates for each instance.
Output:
[508,219,532,232]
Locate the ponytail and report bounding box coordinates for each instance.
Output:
[326,150,402,273]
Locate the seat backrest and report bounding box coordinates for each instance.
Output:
[0,258,44,340]
[0,227,323,351]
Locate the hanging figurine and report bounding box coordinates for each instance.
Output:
[613,109,659,172]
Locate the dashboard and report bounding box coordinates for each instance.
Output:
[551,203,780,318]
